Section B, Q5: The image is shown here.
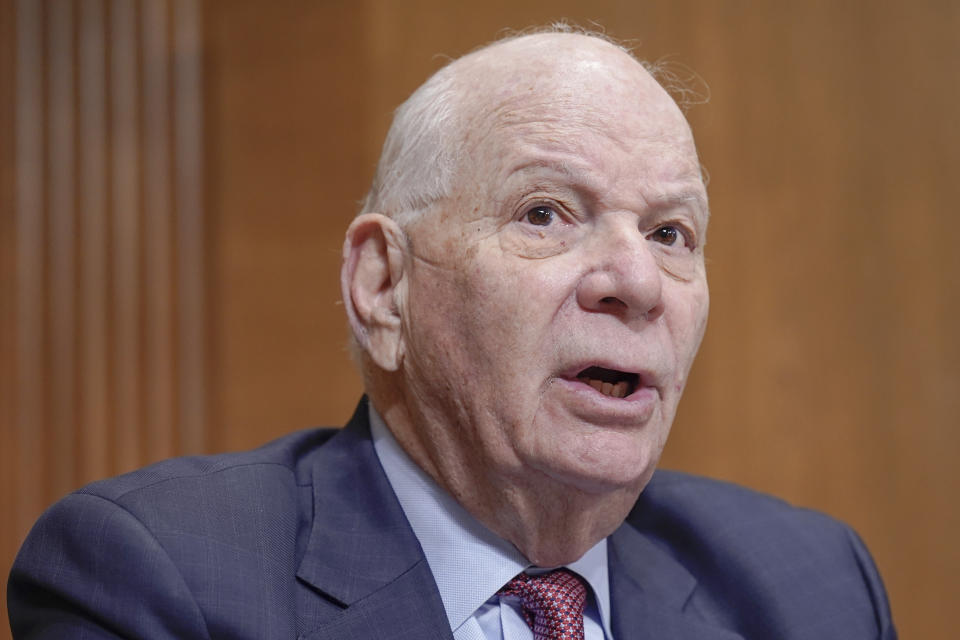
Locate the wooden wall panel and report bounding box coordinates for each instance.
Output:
[172,0,207,457]
[0,0,17,631]
[77,0,109,487]
[1,1,207,634]
[205,0,369,451]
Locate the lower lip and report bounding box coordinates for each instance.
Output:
[551,377,659,424]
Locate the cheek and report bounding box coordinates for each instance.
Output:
[403,262,521,389]
[404,238,584,395]
[498,223,579,259]
[486,271,585,377]
[664,283,710,379]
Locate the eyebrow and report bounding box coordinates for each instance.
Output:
[506,158,605,200]
[509,158,585,180]
[651,191,710,213]
[507,157,710,218]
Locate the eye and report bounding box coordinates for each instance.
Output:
[651,225,682,246]
[524,205,555,226]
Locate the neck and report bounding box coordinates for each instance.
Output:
[370,389,641,567]
[461,471,640,566]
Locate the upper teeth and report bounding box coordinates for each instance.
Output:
[579,377,630,398]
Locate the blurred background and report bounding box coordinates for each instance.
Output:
[1,1,957,637]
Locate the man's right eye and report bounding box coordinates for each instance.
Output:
[525,206,555,226]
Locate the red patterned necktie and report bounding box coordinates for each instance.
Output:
[498,569,588,640]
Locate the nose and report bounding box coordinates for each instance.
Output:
[576,217,664,323]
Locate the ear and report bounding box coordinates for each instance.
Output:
[341,213,407,371]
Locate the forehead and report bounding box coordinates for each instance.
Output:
[451,35,704,201]
[458,34,685,132]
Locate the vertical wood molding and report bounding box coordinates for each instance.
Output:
[13,0,45,540]
[174,0,206,455]
[0,0,15,631]
[143,0,175,462]
[47,0,77,497]
[78,0,109,483]
[110,0,141,473]
[4,7,209,622]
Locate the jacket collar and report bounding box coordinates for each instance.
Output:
[295,399,740,640]
[295,398,453,640]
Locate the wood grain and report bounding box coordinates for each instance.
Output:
[1,1,208,632]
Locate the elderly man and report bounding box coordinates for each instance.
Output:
[9,30,895,640]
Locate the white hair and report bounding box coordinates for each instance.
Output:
[358,62,462,226]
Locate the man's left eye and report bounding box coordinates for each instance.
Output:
[525,206,555,226]
[651,225,681,246]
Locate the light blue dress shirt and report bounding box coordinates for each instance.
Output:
[370,407,613,640]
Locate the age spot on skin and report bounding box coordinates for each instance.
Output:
[499,232,569,260]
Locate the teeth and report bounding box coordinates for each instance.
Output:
[578,377,630,398]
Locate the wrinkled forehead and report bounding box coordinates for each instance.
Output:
[468,38,684,122]
[451,34,700,180]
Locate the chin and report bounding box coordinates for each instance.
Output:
[533,444,660,496]
[530,417,666,490]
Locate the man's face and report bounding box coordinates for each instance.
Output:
[396,42,709,499]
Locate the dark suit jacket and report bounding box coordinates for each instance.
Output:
[8,399,896,639]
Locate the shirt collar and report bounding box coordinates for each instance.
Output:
[369,405,612,637]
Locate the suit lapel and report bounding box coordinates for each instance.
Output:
[608,519,743,640]
[295,400,453,640]
[293,401,743,640]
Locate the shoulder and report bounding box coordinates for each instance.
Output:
[59,425,344,572]
[625,470,896,638]
[8,426,342,639]
[637,469,839,529]
[79,426,339,504]
[631,469,874,578]
[633,470,859,555]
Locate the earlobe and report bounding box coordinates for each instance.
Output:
[341,213,407,371]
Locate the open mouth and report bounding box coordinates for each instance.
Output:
[576,366,639,399]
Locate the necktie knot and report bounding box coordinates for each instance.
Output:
[498,569,588,640]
